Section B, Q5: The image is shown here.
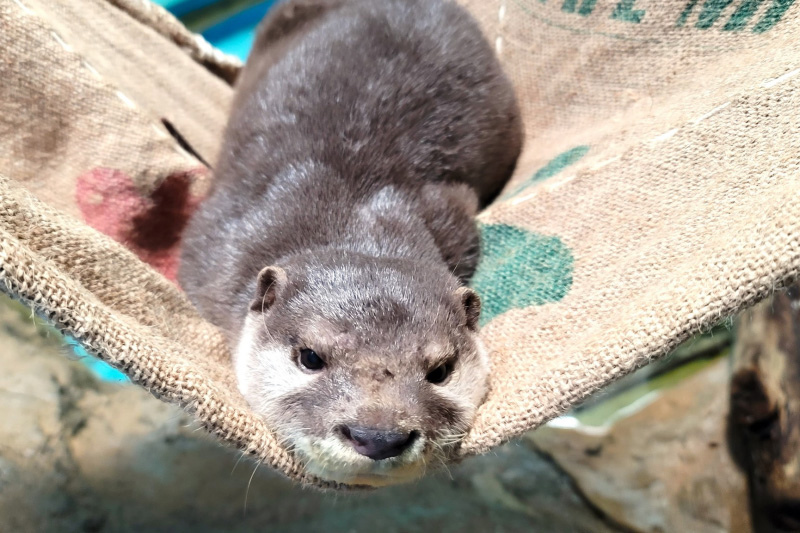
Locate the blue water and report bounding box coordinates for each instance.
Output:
[152,0,279,60]
[79,0,272,382]
[201,1,280,60]
[156,0,220,18]
[64,334,129,383]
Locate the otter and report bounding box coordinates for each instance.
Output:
[179,0,522,487]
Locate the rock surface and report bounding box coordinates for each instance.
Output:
[0,293,757,532]
[530,358,752,533]
[0,295,622,533]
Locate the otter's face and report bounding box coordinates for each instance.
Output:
[234,260,489,487]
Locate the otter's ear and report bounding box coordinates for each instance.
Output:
[455,287,481,331]
[250,266,288,312]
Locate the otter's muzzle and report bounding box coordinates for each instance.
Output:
[339,426,418,461]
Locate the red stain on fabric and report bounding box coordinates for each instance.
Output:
[76,167,207,282]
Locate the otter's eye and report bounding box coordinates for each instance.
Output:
[298,348,325,371]
[426,362,453,385]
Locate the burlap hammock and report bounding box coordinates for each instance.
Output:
[2,0,800,489]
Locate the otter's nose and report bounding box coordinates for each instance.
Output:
[340,426,415,460]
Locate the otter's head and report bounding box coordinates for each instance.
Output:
[234,252,489,487]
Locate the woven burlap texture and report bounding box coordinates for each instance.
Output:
[1,0,799,489]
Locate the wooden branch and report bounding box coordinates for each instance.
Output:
[730,284,800,532]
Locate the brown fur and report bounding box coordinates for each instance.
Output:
[179,0,522,485]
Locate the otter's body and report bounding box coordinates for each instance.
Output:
[179,0,521,486]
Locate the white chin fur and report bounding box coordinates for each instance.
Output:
[233,314,487,487]
[294,434,429,487]
[233,316,258,399]
[234,314,314,415]
[233,316,426,487]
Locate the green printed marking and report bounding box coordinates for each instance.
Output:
[562,0,599,15]
[677,0,701,26]
[562,0,579,12]
[753,0,797,32]
[723,0,764,30]
[521,0,661,42]
[611,0,646,23]
[696,0,734,29]
[472,224,574,325]
[503,145,590,199]
[579,0,599,15]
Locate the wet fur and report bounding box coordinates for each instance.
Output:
[179,0,521,485]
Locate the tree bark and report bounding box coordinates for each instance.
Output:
[730,284,800,532]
